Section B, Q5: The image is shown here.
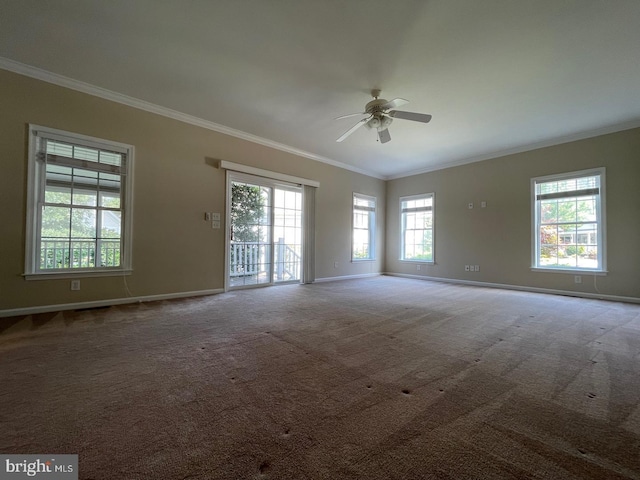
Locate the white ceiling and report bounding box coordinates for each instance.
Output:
[1,0,640,179]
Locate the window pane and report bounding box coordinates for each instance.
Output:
[41,206,70,238]
[74,146,99,162]
[71,209,96,238]
[98,172,121,192]
[100,191,121,209]
[100,240,121,267]
[99,151,123,167]
[46,164,73,179]
[73,188,98,206]
[405,213,415,230]
[540,200,557,223]
[70,239,95,268]
[540,224,557,247]
[45,186,72,205]
[576,197,596,222]
[540,245,558,266]
[422,212,433,229]
[556,199,576,223]
[101,211,121,238]
[46,140,73,158]
[73,168,99,186]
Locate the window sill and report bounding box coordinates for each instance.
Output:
[400,259,435,265]
[23,269,133,281]
[531,267,607,276]
[352,259,376,263]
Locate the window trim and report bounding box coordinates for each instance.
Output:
[351,192,376,262]
[24,125,135,279]
[531,167,606,274]
[400,192,435,264]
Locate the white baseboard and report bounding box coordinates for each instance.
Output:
[4,273,637,318]
[0,288,224,318]
[384,272,640,304]
[314,273,381,283]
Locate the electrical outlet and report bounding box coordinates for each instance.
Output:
[70,280,80,291]
[416,264,421,271]
[481,201,487,208]
[474,265,480,272]
[465,265,470,272]
[574,275,582,284]
[212,213,221,221]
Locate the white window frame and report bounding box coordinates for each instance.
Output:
[400,193,435,263]
[24,125,134,279]
[352,193,376,261]
[531,167,606,274]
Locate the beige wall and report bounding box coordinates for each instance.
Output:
[2,67,638,313]
[0,70,385,312]
[386,128,640,299]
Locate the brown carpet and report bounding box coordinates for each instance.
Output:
[1,276,639,479]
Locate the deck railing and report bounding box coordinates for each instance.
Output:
[40,239,121,269]
[230,239,300,281]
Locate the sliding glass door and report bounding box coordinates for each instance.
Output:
[227,173,302,289]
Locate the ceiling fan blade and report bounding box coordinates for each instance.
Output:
[389,110,432,123]
[378,128,391,144]
[335,112,367,120]
[382,98,409,110]
[336,118,369,142]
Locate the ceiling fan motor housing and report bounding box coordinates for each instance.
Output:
[365,98,388,115]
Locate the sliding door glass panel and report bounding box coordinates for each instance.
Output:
[273,187,302,283]
[229,181,272,287]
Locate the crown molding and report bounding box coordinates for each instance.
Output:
[0,57,383,180]
[387,119,640,180]
[4,57,637,183]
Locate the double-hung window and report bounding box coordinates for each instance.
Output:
[25,125,134,278]
[400,193,434,262]
[352,193,376,261]
[532,168,605,272]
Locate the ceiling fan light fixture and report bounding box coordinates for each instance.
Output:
[368,117,381,129]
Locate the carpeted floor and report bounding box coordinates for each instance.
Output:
[1,276,639,479]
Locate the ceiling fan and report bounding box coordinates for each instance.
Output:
[335,89,432,144]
